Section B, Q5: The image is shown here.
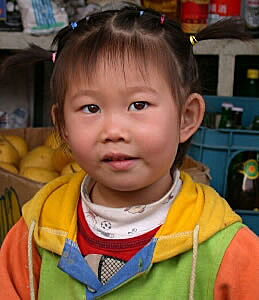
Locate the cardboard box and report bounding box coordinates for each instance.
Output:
[0,127,52,207]
[0,127,211,207]
[181,155,211,186]
[0,127,210,244]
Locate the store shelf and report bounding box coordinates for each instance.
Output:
[194,39,259,55]
[194,39,259,97]
[0,32,259,96]
[0,32,55,50]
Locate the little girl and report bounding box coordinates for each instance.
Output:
[0,7,258,300]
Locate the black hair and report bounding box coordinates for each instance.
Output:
[0,7,251,169]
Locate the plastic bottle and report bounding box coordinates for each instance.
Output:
[4,0,23,31]
[202,111,218,128]
[226,151,245,208]
[231,106,244,129]
[227,151,259,210]
[218,102,233,129]
[251,115,259,130]
[239,69,259,98]
[242,0,259,37]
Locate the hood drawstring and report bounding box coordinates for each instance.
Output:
[27,220,200,300]
[28,220,36,300]
[189,224,200,300]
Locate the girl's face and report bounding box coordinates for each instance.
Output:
[63,60,182,205]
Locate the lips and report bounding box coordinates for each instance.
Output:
[102,153,135,162]
[102,153,137,170]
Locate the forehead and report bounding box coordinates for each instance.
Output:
[67,55,169,93]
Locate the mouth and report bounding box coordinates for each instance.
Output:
[102,153,136,162]
[102,153,138,170]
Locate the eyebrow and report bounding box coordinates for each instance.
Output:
[123,86,158,95]
[70,86,158,101]
[71,86,158,99]
[69,90,100,102]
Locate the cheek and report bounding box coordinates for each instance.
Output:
[68,132,92,150]
[64,127,95,165]
[138,113,180,158]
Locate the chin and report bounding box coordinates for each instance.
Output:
[109,184,142,192]
[103,180,147,192]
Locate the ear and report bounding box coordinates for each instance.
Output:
[51,104,57,127]
[51,104,68,143]
[179,93,205,143]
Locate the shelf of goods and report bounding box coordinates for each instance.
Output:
[0,32,259,96]
[188,95,259,235]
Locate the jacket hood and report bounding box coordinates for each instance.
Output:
[153,172,241,262]
[22,170,241,260]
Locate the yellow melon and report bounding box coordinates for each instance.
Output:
[61,161,82,176]
[4,135,28,158]
[0,162,18,174]
[20,167,59,183]
[0,136,20,167]
[52,144,73,172]
[20,145,55,173]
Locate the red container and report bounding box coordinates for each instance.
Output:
[181,0,209,33]
[207,0,241,25]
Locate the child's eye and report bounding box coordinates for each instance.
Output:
[82,104,101,114]
[129,101,149,111]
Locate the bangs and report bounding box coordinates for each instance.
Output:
[51,18,185,136]
[54,28,181,103]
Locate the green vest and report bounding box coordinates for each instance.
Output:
[37,222,244,300]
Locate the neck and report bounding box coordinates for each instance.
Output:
[91,174,173,208]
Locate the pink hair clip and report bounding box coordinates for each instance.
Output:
[52,52,57,63]
[160,14,165,25]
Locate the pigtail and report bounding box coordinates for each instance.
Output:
[0,44,52,81]
[195,17,252,42]
[51,24,73,52]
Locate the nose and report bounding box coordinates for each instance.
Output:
[100,114,130,143]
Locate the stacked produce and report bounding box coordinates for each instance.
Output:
[0,131,82,183]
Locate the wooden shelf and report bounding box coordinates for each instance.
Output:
[1,32,258,53]
[194,39,259,96]
[194,39,259,56]
[0,32,55,50]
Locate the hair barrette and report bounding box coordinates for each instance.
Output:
[160,14,165,25]
[71,21,78,30]
[52,52,56,63]
[190,35,198,46]
[139,10,144,16]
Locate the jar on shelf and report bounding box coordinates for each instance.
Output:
[242,0,259,37]
[141,0,180,21]
[181,0,209,34]
[207,0,241,25]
